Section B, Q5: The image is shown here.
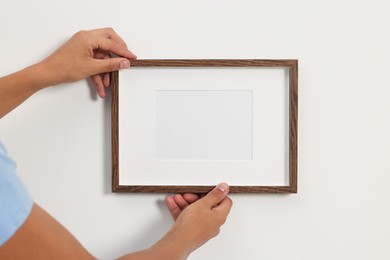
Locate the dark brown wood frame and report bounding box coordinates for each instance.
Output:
[112,59,298,193]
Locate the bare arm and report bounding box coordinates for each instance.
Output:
[0,184,232,260]
[0,204,95,260]
[0,28,136,118]
[0,29,232,259]
[119,184,232,260]
[0,64,47,118]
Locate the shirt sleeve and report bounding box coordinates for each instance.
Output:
[0,142,33,246]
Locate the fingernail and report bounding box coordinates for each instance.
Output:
[217,183,228,193]
[120,60,130,69]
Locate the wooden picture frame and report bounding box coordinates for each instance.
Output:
[112,59,298,193]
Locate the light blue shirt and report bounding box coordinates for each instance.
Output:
[0,142,33,246]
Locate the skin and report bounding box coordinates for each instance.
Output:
[0,28,233,259]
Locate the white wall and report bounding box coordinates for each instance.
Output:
[1,0,390,259]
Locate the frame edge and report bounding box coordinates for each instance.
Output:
[111,70,120,192]
[111,60,298,194]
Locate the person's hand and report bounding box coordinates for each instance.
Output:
[165,193,201,220]
[40,28,137,98]
[165,183,233,252]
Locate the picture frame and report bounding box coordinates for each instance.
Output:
[112,59,298,193]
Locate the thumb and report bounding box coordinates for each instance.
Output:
[202,183,229,207]
[91,57,130,75]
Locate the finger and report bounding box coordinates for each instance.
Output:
[94,50,109,60]
[103,28,128,49]
[90,27,128,48]
[90,57,130,75]
[93,51,111,87]
[165,195,181,221]
[91,74,106,98]
[201,183,229,207]
[214,197,233,220]
[103,72,110,87]
[182,193,200,204]
[173,194,190,209]
[94,38,137,60]
[102,31,137,59]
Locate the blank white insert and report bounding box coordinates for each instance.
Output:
[119,67,289,186]
[155,90,253,160]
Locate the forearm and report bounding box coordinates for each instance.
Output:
[118,229,192,260]
[0,62,54,118]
